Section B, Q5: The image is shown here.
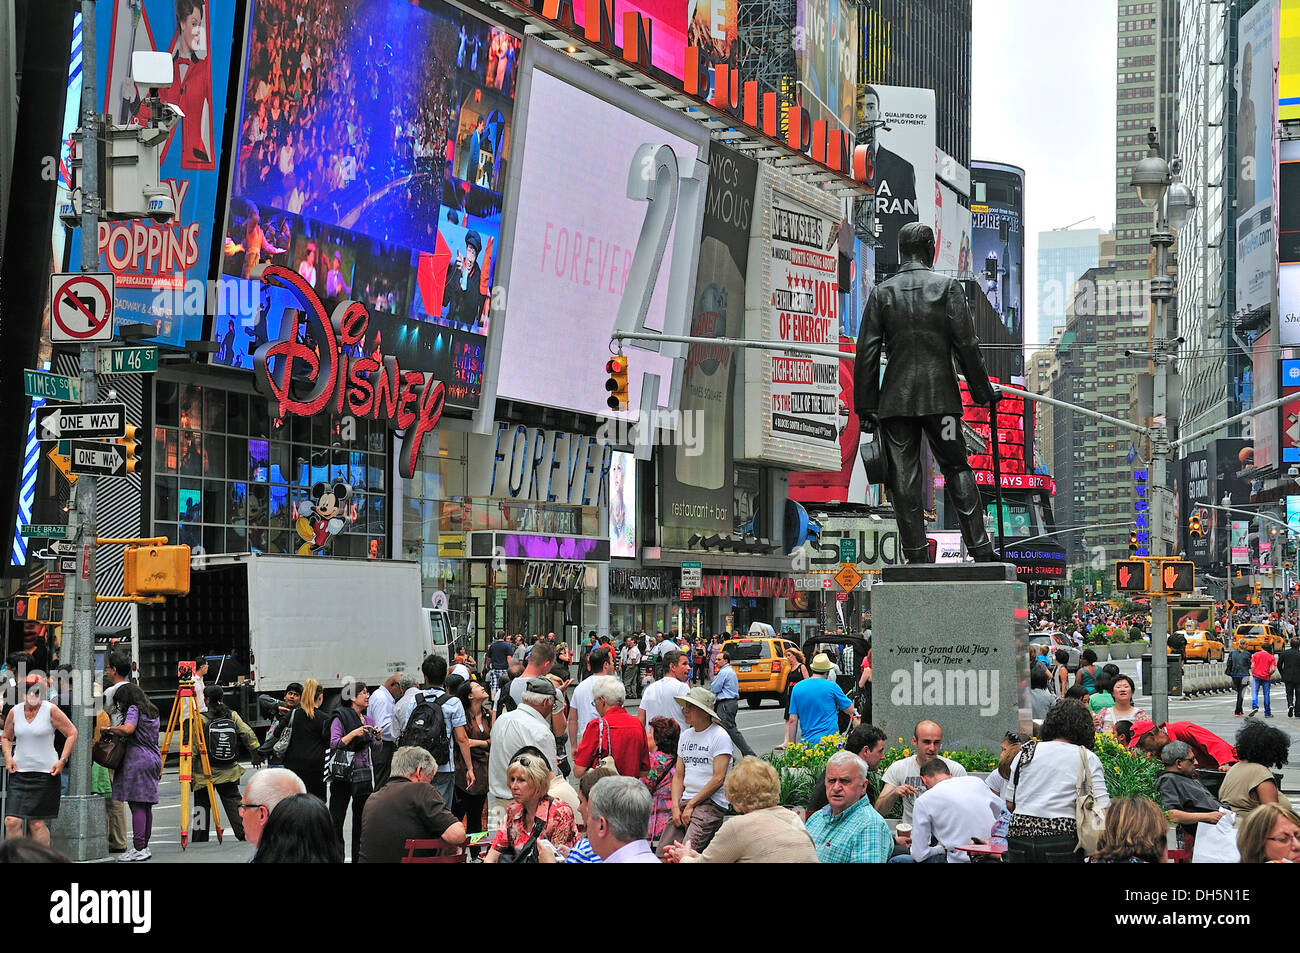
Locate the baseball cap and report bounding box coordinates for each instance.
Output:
[1126,719,1158,748]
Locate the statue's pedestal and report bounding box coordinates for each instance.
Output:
[872,563,1031,752]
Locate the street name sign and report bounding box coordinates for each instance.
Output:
[20,524,69,539]
[97,346,158,375]
[36,403,127,441]
[23,370,81,402]
[69,440,128,477]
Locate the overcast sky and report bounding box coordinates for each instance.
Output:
[972,0,1119,353]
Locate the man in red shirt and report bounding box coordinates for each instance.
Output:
[1129,720,1238,771]
[1250,646,1279,717]
[573,676,651,780]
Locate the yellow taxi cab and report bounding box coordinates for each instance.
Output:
[1233,623,1286,653]
[721,623,800,709]
[1181,631,1224,661]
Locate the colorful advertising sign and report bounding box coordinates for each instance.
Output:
[1282,358,1300,463]
[1253,331,1278,470]
[64,0,236,348]
[795,0,858,135]
[741,164,842,471]
[959,376,1030,480]
[216,0,516,410]
[1282,0,1300,120]
[1237,0,1277,314]
[610,450,637,558]
[1232,520,1250,565]
[1182,451,1212,567]
[660,143,757,548]
[934,181,972,279]
[788,231,879,506]
[861,85,936,278]
[494,63,706,417]
[251,266,447,480]
[971,162,1026,344]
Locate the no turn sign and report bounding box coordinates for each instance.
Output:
[49,272,114,343]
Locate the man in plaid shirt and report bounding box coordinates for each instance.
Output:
[805,751,892,863]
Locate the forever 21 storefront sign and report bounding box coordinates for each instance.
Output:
[253,265,446,479]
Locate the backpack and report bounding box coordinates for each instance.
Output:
[398,690,454,766]
[206,716,239,767]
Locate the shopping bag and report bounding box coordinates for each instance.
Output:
[1191,811,1239,863]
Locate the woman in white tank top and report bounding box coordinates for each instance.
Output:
[2,676,77,846]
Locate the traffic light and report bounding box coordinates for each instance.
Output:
[605,355,629,411]
[1129,530,1139,555]
[1116,560,1148,593]
[1188,513,1203,538]
[116,424,140,473]
[1158,560,1194,593]
[124,544,191,597]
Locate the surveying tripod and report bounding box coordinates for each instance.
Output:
[158,664,224,848]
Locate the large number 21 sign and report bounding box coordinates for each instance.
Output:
[611,143,705,458]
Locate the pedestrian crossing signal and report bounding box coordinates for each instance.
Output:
[605,355,629,411]
[1116,560,1148,592]
[1158,560,1194,593]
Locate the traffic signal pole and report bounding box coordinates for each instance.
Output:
[1147,206,1175,726]
[54,0,108,860]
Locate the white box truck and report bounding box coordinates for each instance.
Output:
[130,553,459,725]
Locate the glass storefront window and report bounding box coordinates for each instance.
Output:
[151,382,388,556]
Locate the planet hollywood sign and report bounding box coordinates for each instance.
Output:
[692,574,797,599]
[253,265,446,480]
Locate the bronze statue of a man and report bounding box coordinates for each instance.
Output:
[853,221,999,564]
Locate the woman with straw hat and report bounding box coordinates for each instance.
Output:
[654,687,734,859]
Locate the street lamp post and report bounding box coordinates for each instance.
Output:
[1130,126,1195,726]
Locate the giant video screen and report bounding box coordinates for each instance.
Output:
[213,0,519,409]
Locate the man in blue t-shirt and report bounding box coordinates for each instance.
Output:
[782,653,858,746]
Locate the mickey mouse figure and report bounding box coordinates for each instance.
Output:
[296,482,350,555]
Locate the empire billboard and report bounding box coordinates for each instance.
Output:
[971,162,1026,346]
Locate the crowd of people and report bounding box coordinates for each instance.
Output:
[2,623,1297,865]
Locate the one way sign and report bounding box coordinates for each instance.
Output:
[35,403,126,441]
[70,440,128,477]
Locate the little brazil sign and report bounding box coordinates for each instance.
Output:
[253,266,446,479]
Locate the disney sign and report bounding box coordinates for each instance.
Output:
[252,265,446,479]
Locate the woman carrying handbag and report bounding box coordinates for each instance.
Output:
[326,683,381,862]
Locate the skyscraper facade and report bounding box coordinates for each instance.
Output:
[1037,228,1102,349]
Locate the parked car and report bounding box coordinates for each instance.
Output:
[1233,623,1286,653]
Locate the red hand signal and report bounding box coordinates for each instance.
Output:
[1163,564,1177,589]
[1119,566,1132,589]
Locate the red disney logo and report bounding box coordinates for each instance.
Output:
[252,265,446,479]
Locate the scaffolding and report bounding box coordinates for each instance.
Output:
[736,0,797,143]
